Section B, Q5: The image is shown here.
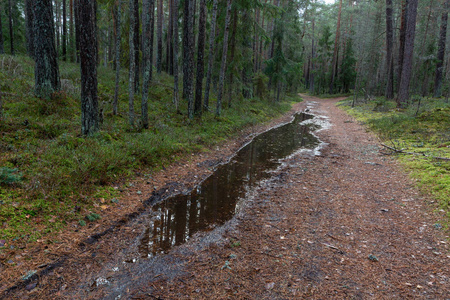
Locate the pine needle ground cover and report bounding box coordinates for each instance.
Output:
[339,98,450,218]
[0,54,296,243]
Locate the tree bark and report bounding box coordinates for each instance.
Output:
[25,0,34,58]
[56,0,60,54]
[203,0,218,111]
[173,0,179,112]
[113,0,122,115]
[33,0,60,99]
[215,0,232,117]
[142,0,153,129]
[194,0,206,116]
[133,0,140,92]
[156,0,163,73]
[397,0,418,105]
[167,0,173,75]
[183,0,195,118]
[0,2,3,54]
[78,0,98,135]
[385,0,394,99]
[62,0,67,60]
[329,0,342,94]
[70,0,75,61]
[433,2,449,98]
[227,7,237,108]
[149,0,155,81]
[397,0,408,86]
[129,0,136,126]
[8,0,14,55]
[74,0,80,63]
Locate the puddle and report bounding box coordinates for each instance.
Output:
[139,113,319,258]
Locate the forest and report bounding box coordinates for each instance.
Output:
[0,0,449,296]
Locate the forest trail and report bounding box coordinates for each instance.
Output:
[4,95,450,299]
[126,94,449,299]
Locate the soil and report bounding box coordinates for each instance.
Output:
[1,95,449,299]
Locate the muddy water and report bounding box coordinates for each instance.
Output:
[139,113,318,257]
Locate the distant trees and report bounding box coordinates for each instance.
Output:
[0,2,4,54]
[33,0,60,99]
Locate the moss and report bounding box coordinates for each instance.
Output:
[339,98,450,214]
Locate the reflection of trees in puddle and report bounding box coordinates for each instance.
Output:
[140,113,319,258]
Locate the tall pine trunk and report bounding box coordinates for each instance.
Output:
[215,0,232,117]
[0,2,3,54]
[227,7,237,108]
[62,0,67,60]
[397,0,418,105]
[329,0,342,94]
[157,0,163,73]
[433,2,448,98]
[133,0,140,92]
[25,0,34,58]
[385,0,394,99]
[78,0,98,135]
[113,0,121,115]
[203,0,218,111]
[397,0,408,87]
[128,0,136,126]
[149,0,155,81]
[142,0,152,129]
[8,0,14,55]
[173,0,180,112]
[183,0,195,118]
[194,0,206,116]
[33,0,60,99]
[70,0,75,61]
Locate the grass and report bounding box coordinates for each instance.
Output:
[0,54,297,243]
[338,96,450,216]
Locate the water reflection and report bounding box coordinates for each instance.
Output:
[139,113,318,257]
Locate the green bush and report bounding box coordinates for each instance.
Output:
[0,167,22,185]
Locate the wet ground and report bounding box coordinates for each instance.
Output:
[2,95,449,299]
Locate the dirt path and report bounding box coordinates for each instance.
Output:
[4,95,449,299]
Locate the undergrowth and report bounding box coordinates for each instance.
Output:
[0,54,295,242]
[338,96,450,217]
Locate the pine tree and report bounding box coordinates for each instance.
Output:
[78,0,99,135]
[203,0,218,111]
[194,0,206,116]
[33,0,60,99]
[433,1,449,98]
[113,0,122,115]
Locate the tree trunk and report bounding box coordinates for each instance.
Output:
[156,0,163,73]
[56,0,60,55]
[329,0,342,94]
[62,0,67,60]
[433,2,448,98]
[203,0,218,111]
[25,0,34,58]
[142,0,152,129]
[397,0,418,105]
[8,0,14,55]
[253,8,259,73]
[129,0,136,126]
[133,0,140,92]
[183,0,195,118]
[194,0,206,116]
[0,2,3,54]
[33,0,60,99]
[74,0,80,63]
[215,0,232,117]
[397,0,408,87]
[227,7,237,108]
[309,17,315,94]
[173,0,180,112]
[78,0,98,135]
[70,0,75,61]
[385,0,394,99]
[167,0,173,75]
[113,0,121,115]
[149,0,155,81]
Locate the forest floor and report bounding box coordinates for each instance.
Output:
[2,95,450,299]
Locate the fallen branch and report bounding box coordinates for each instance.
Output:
[381,144,450,161]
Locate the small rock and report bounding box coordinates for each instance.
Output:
[368,254,379,262]
[25,282,37,291]
[136,191,142,195]
[265,282,275,290]
[381,208,389,212]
